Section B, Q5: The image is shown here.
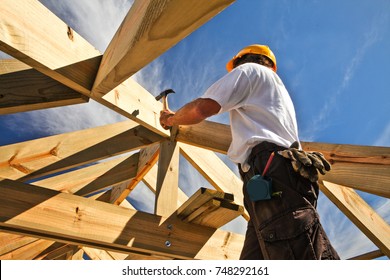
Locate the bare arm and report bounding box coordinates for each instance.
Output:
[160,98,221,129]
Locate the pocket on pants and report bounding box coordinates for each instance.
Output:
[259,207,319,259]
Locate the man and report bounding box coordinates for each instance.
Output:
[159,44,339,260]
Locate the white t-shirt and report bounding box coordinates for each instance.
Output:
[201,63,300,171]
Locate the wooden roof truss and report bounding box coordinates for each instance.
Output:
[0,0,389,260]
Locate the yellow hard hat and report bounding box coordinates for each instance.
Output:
[226,44,277,72]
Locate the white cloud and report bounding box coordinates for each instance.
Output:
[374,122,390,147]
[39,0,133,52]
[301,11,387,140]
[6,100,125,136]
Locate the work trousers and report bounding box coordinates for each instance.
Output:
[239,141,340,260]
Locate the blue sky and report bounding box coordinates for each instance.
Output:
[0,0,389,260]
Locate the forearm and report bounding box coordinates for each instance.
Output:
[165,98,221,126]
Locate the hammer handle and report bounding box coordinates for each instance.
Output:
[162,96,169,110]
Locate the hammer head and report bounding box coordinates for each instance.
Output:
[155,89,175,101]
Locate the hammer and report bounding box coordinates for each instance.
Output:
[155,89,175,110]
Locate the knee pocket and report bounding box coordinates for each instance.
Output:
[259,207,319,259]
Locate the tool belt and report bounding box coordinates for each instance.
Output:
[246,141,332,183]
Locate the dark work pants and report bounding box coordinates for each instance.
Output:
[239,142,340,260]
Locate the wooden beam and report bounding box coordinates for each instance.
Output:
[176,122,390,196]
[111,143,160,205]
[177,188,233,217]
[0,58,31,73]
[0,154,140,260]
[0,120,162,181]
[0,162,141,261]
[0,238,55,260]
[1,0,232,138]
[34,153,139,196]
[142,163,188,206]
[179,143,248,220]
[0,0,168,135]
[348,249,385,260]
[155,141,180,217]
[304,142,390,198]
[92,0,235,95]
[94,78,169,136]
[321,162,390,198]
[320,181,390,257]
[0,233,37,256]
[0,179,244,259]
[0,59,88,114]
[176,121,232,154]
[34,243,79,260]
[0,0,101,95]
[0,2,168,135]
[178,189,244,228]
[72,249,84,260]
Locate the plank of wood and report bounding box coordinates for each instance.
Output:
[181,199,243,228]
[177,187,234,218]
[176,121,232,154]
[0,233,38,256]
[111,143,160,205]
[0,60,88,114]
[155,141,180,217]
[142,163,188,207]
[0,179,243,259]
[0,120,162,181]
[321,162,390,198]
[1,160,139,261]
[179,143,248,220]
[0,238,55,260]
[348,249,385,260]
[303,142,390,198]
[71,249,84,260]
[124,252,174,260]
[1,0,232,138]
[320,181,390,257]
[35,243,78,260]
[92,0,235,95]
[34,153,139,196]
[0,0,101,95]
[0,0,168,136]
[0,59,31,74]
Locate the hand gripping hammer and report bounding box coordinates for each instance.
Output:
[155,89,175,110]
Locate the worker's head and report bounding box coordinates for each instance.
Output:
[226,44,277,72]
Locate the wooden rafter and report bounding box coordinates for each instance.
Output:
[0,120,162,181]
[142,163,189,206]
[320,181,390,257]
[155,140,180,217]
[0,0,388,261]
[0,233,38,257]
[0,59,87,114]
[92,0,235,95]
[0,179,244,260]
[0,0,101,95]
[111,143,160,205]
[32,153,139,196]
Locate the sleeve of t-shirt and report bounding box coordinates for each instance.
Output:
[200,67,251,114]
